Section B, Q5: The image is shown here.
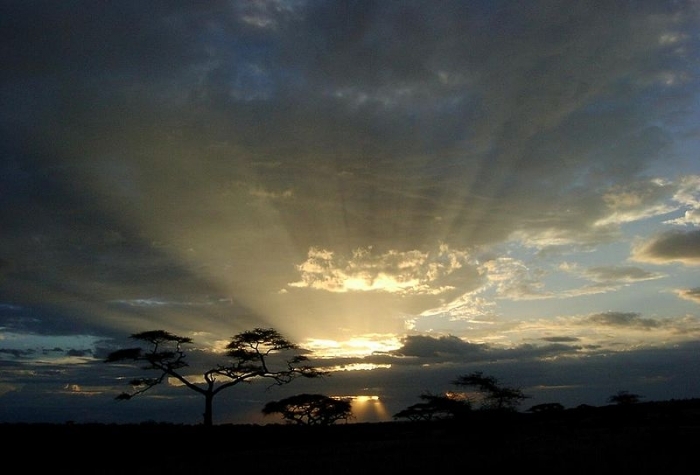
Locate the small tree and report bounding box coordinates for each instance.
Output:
[608,390,642,405]
[393,391,471,421]
[453,371,528,412]
[105,328,327,426]
[262,393,353,425]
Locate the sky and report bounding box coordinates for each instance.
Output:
[1,0,700,426]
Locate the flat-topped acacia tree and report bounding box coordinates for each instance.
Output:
[105,328,327,426]
[453,371,528,412]
[262,393,354,426]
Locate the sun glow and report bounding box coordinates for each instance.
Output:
[338,394,388,422]
[354,395,380,402]
[304,335,402,358]
[329,363,391,371]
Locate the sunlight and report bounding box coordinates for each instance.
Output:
[326,363,392,372]
[336,394,389,423]
[355,395,380,402]
[304,335,402,358]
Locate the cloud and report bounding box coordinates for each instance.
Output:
[248,186,294,200]
[664,175,700,225]
[666,209,700,227]
[594,179,678,226]
[288,244,476,295]
[513,176,698,253]
[479,257,550,300]
[584,311,660,329]
[632,230,700,265]
[388,334,582,362]
[392,334,486,358]
[677,288,700,304]
[498,343,584,361]
[65,349,93,358]
[0,348,35,359]
[582,265,665,283]
[541,336,580,343]
[457,258,665,306]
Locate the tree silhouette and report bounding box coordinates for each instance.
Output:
[105,328,327,426]
[393,391,471,421]
[262,393,353,425]
[608,390,642,405]
[453,371,529,411]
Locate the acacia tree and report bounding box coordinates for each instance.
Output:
[105,328,327,426]
[262,393,353,425]
[393,392,471,421]
[608,390,642,405]
[453,371,528,412]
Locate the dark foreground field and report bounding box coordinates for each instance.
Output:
[4,399,700,474]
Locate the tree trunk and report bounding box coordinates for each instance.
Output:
[203,393,214,426]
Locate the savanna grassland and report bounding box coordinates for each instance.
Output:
[4,399,699,474]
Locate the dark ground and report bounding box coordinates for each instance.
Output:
[4,399,699,474]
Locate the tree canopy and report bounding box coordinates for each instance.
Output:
[262,393,353,425]
[105,327,327,426]
[453,371,529,412]
[393,392,471,421]
[608,390,642,405]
